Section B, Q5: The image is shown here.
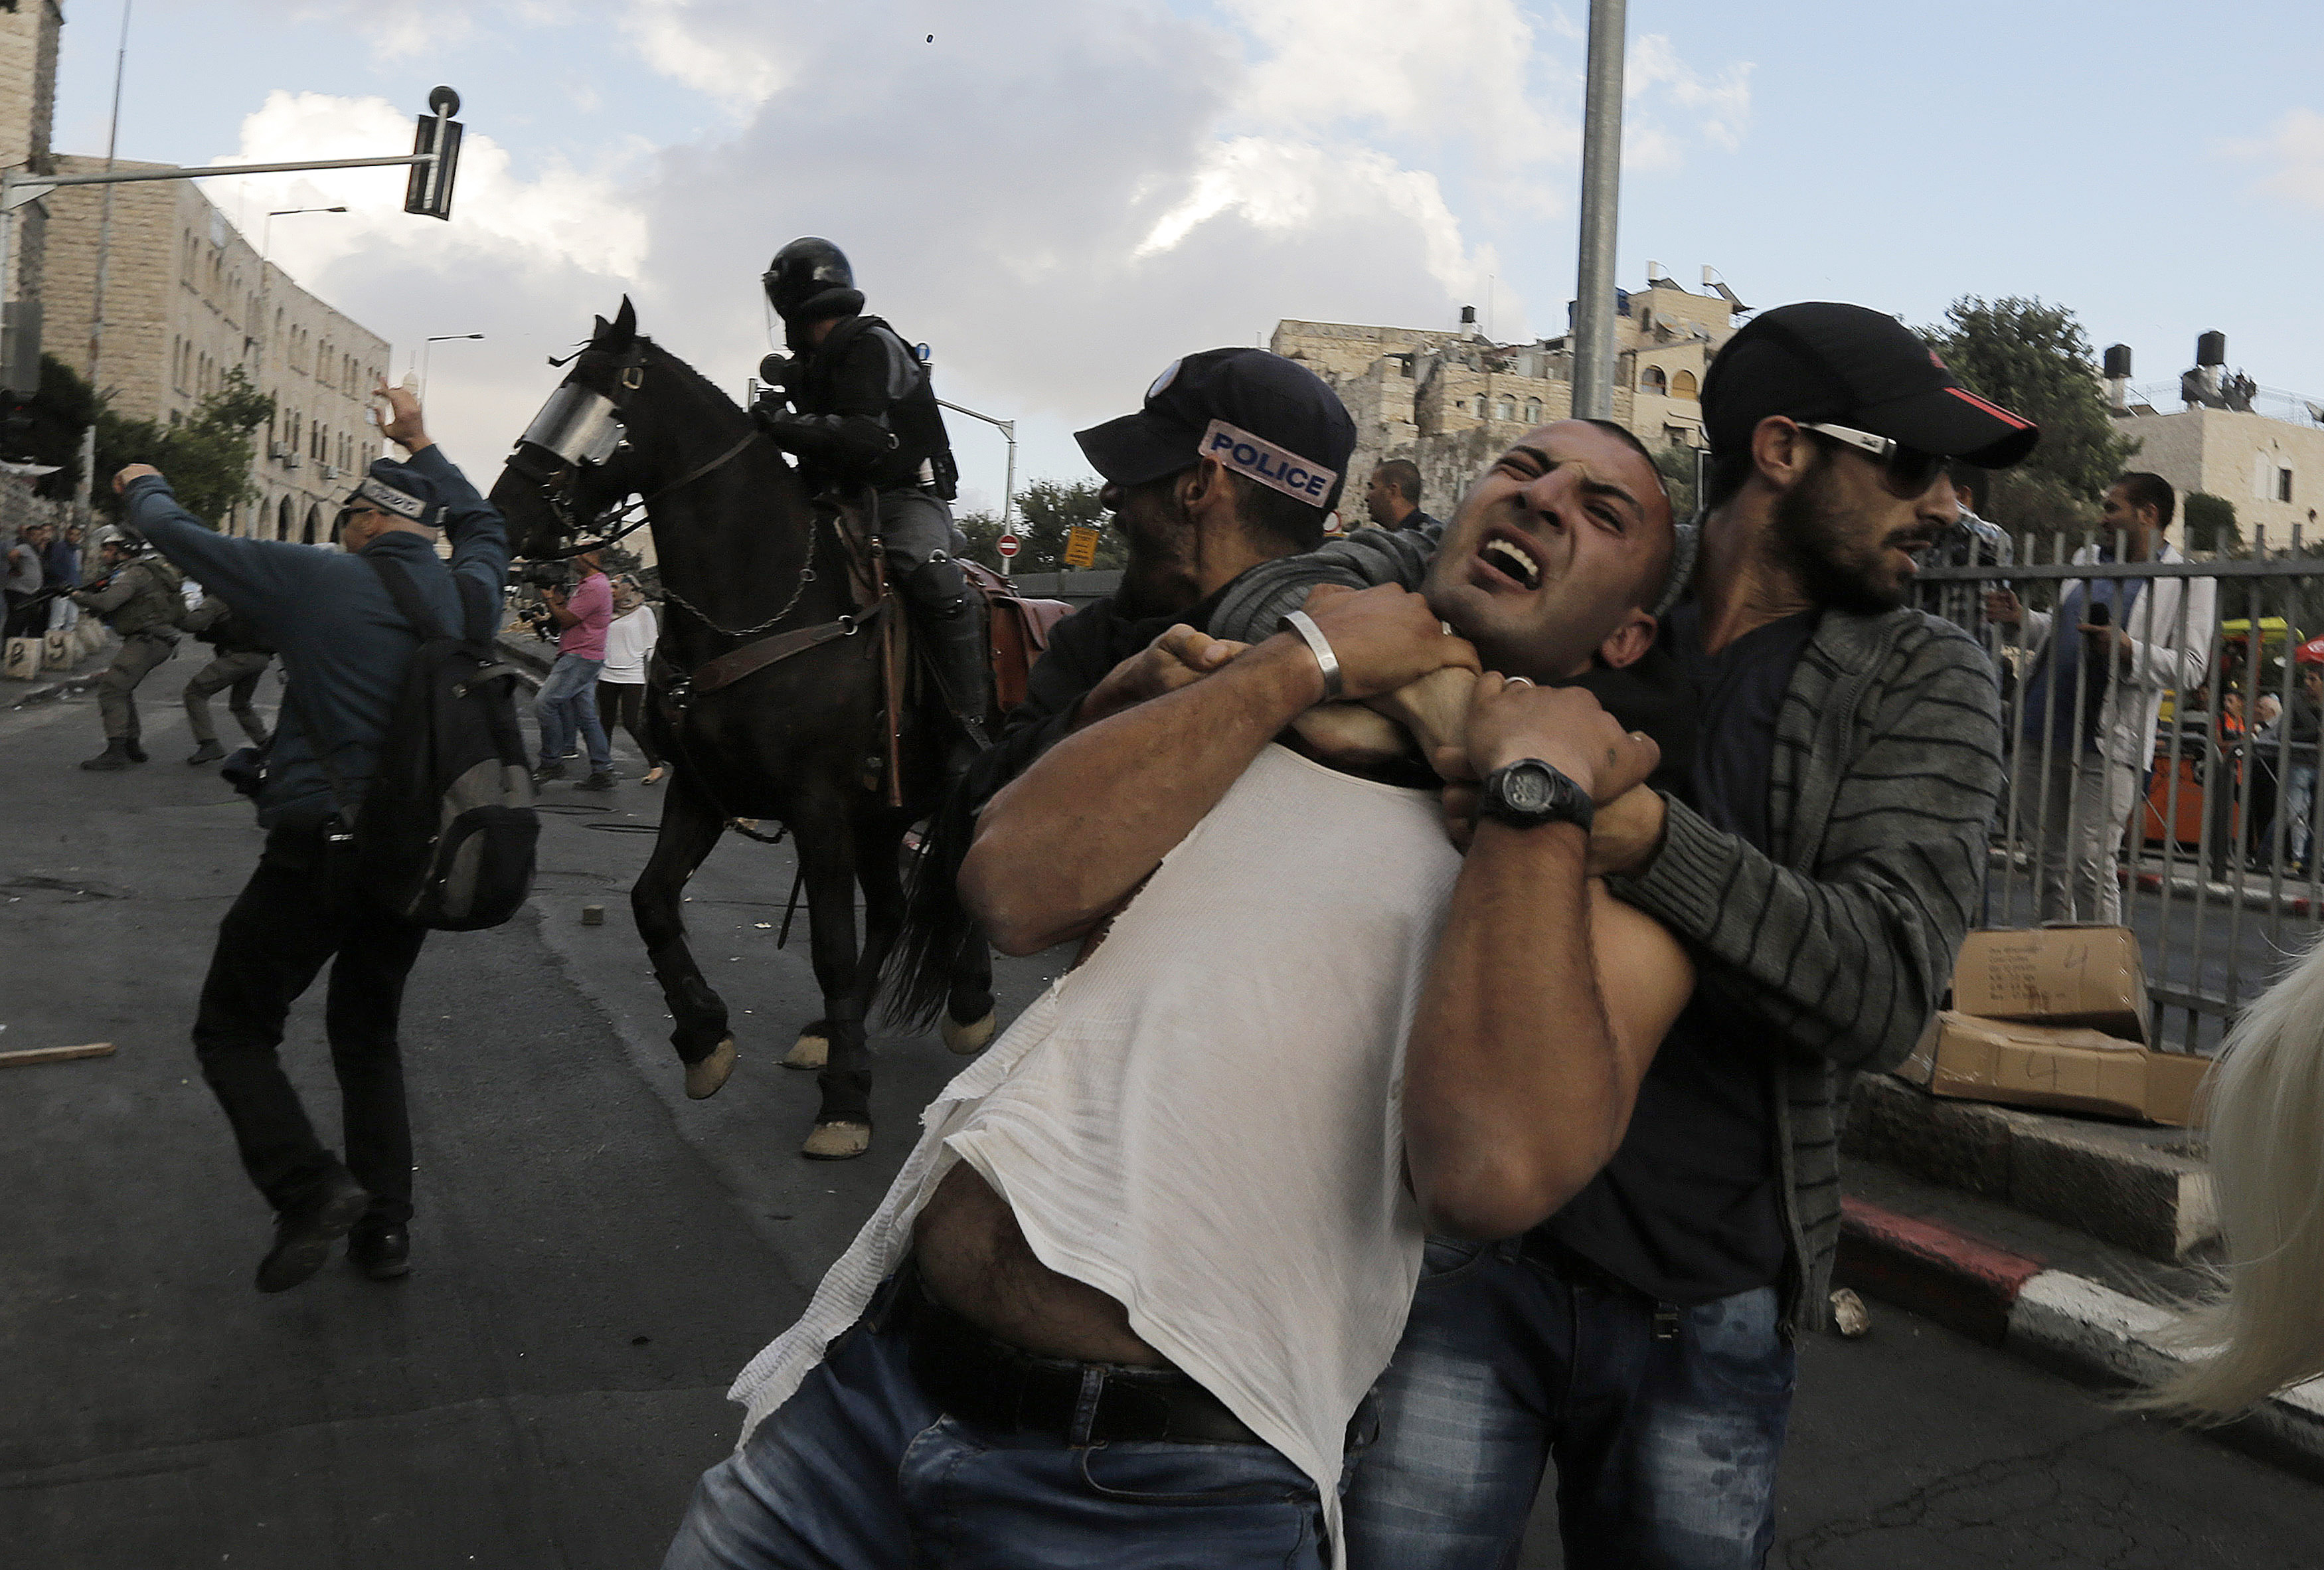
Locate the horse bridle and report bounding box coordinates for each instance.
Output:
[511,345,760,560]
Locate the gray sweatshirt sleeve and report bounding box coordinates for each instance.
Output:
[1203,519,1444,643]
[1612,621,2005,1074]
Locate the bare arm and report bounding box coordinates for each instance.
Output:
[961,584,1476,955]
[1403,677,1692,1241]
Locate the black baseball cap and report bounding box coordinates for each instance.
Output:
[1702,302,2039,469]
[1077,348,1358,511]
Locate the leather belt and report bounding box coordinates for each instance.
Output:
[893,1266,1264,1446]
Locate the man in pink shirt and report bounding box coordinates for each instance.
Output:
[534,547,616,790]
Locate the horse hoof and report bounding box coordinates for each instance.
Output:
[685,1037,737,1100]
[941,1011,997,1056]
[781,1031,829,1071]
[801,1120,871,1160]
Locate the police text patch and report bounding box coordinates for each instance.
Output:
[1200,420,1335,506]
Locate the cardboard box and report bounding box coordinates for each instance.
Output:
[1901,1011,2211,1127]
[1951,926,2151,1043]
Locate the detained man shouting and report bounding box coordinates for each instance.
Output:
[661,419,1693,1570]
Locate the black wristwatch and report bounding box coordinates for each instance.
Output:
[1478,758,1594,832]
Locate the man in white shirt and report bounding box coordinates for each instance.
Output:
[661,418,1691,1570]
[1987,472,2214,921]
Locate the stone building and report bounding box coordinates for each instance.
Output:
[2110,400,2324,543]
[0,0,60,318]
[42,156,390,541]
[1272,270,1745,526]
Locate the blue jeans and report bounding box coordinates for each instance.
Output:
[535,651,609,770]
[663,1282,1343,1569]
[1345,1237,1794,1570]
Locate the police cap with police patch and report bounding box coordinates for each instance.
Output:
[1076,348,1357,512]
[343,456,446,533]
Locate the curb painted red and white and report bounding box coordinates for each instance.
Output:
[1836,1197,2324,1481]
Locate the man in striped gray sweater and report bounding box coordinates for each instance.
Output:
[1212,303,2037,1570]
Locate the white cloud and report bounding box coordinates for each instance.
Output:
[188,4,1753,498]
[1627,33,1753,155]
[286,0,473,60]
[1229,0,1563,163]
[2234,108,2324,210]
[620,0,789,114]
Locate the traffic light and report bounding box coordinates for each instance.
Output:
[404,86,463,221]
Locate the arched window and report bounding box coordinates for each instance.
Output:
[1670,369,1699,400]
[1640,367,1669,395]
[303,503,323,546]
[277,495,295,542]
[1524,398,1542,423]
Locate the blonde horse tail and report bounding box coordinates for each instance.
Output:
[2137,932,2324,1420]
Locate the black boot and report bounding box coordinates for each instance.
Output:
[187,739,226,765]
[124,738,148,763]
[902,558,992,765]
[80,739,133,771]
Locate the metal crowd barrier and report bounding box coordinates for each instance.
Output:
[1915,528,2324,1054]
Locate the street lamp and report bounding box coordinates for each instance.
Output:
[937,398,1017,576]
[262,204,346,268]
[418,333,483,400]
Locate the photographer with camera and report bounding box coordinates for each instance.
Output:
[531,546,614,790]
[112,379,510,1293]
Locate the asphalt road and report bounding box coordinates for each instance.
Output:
[5,675,2323,1568]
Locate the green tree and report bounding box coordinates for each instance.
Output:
[957,477,1123,574]
[1920,297,2137,541]
[19,353,97,498]
[2182,492,2240,554]
[98,365,275,528]
[1650,443,1701,523]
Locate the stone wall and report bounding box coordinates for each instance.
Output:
[0,1,61,314]
[2111,406,2324,543]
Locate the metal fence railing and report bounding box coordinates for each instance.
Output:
[1916,528,2324,1054]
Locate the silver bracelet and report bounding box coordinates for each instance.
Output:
[1280,610,1343,702]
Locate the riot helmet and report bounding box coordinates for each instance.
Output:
[762,237,862,325]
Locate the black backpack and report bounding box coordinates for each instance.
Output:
[350,557,539,930]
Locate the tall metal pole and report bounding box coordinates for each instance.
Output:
[1569,0,1627,420]
[78,0,132,532]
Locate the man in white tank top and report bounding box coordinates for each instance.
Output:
[662,420,1690,1570]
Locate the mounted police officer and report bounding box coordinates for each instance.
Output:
[70,531,185,770]
[750,237,991,759]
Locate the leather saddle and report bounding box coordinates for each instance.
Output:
[960,559,1071,713]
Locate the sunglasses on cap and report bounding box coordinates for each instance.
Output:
[1799,422,1948,499]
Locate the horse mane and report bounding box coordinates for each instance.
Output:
[631,335,750,424]
[2134,931,2324,1419]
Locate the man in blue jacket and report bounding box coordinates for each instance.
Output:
[114,381,510,1292]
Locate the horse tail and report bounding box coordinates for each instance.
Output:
[882,776,983,1033]
[2133,930,2324,1421]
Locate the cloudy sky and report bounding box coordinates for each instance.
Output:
[47,0,2324,515]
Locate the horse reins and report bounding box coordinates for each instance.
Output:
[537,426,762,561]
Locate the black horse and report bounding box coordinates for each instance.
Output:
[494,300,997,1160]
